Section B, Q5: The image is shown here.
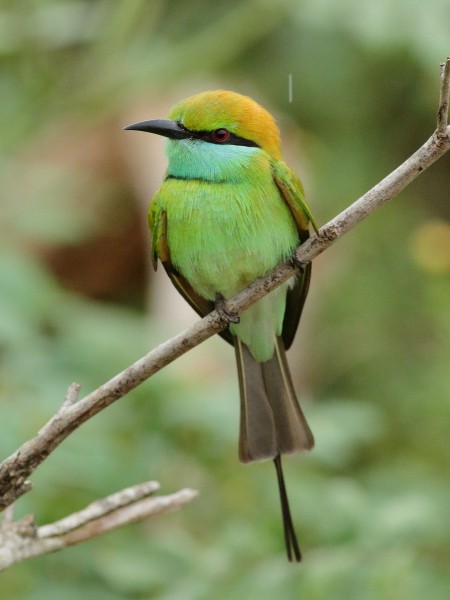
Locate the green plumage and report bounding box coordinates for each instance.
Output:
[127,90,317,562]
[151,142,299,361]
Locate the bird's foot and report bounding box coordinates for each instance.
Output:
[290,254,308,274]
[215,293,240,324]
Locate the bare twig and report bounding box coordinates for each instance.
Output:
[437,57,450,135]
[0,59,449,568]
[62,382,81,408]
[0,482,197,572]
[38,481,161,538]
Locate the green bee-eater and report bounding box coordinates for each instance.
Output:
[125,90,318,562]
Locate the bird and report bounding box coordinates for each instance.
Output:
[125,90,318,562]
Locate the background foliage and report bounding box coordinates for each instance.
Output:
[1,1,449,598]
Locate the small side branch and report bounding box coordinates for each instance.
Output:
[0,482,197,572]
[437,56,450,136]
[62,382,81,408]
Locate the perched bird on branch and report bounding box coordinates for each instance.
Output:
[125,90,318,561]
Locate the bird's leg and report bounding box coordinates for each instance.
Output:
[214,292,240,324]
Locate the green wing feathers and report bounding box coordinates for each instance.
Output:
[272,160,319,235]
[272,160,316,350]
[148,206,170,271]
[148,203,233,343]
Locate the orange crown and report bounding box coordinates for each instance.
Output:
[168,90,282,160]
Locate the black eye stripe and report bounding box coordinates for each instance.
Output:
[179,126,259,148]
[222,133,259,148]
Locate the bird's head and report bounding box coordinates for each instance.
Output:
[125,90,281,161]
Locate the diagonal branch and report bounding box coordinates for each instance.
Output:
[0,59,449,514]
[0,482,197,572]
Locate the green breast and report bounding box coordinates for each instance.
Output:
[161,178,296,296]
[150,141,299,361]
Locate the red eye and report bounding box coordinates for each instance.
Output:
[212,128,230,143]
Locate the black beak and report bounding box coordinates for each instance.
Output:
[123,119,191,140]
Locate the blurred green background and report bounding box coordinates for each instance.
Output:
[1,1,449,598]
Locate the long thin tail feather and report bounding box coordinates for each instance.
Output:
[234,336,314,561]
[274,455,301,562]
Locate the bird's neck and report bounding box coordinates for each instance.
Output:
[165,139,263,183]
